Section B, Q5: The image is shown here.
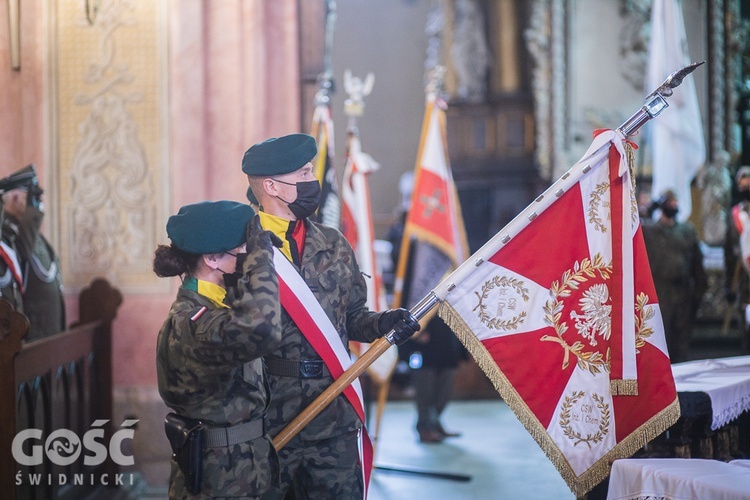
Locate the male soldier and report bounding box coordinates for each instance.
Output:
[242,133,420,498]
[1,165,65,341]
[642,189,707,363]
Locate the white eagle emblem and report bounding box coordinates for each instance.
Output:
[569,284,611,346]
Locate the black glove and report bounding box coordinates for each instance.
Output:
[222,271,241,288]
[378,308,420,345]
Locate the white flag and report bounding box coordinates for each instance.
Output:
[647,0,705,222]
[341,134,396,384]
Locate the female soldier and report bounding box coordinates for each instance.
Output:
[154,200,281,498]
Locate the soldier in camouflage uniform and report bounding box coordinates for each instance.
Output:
[155,200,283,499]
[642,190,707,363]
[242,134,420,498]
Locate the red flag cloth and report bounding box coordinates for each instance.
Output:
[393,95,468,311]
[309,104,341,227]
[436,130,679,496]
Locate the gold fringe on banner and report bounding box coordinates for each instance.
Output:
[610,378,639,396]
[438,301,681,497]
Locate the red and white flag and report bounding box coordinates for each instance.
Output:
[647,0,705,222]
[310,103,341,227]
[341,134,387,313]
[435,130,679,496]
[393,94,468,312]
[340,132,396,385]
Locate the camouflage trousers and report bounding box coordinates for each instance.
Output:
[277,430,364,499]
[169,436,282,499]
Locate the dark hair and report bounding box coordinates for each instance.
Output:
[153,244,201,278]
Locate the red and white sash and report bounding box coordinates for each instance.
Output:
[273,248,373,495]
[0,241,23,293]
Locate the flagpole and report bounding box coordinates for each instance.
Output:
[272,294,438,450]
[270,62,704,452]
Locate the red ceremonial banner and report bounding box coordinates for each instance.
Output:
[436,130,680,496]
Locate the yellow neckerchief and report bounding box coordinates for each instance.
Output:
[258,211,294,261]
[183,276,228,308]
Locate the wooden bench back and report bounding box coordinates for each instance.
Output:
[0,278,122,499]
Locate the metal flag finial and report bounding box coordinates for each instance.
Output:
[618,61,705,137]
[343,70,374,118]
[644,61,705,100]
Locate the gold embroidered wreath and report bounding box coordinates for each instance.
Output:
[473,276,530,331]
[559,391,611,448]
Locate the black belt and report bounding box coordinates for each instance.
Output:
[265,358,330,379]
[203,417,266,448]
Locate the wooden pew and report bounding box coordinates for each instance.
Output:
[0,278,123,499]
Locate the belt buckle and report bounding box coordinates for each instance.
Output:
[299,360,323,379]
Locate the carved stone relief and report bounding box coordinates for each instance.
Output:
[52,0,168,293]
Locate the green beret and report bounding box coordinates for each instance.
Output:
[166,200,254,254]
[242,133,317,177]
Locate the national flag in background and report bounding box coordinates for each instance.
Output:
[393,93,468,314]
[435,130,679,496]
[341,133,387,314]
[340,126,395,384]
[340,126,398,454]
[310,102,341,227]
[647,0,705,222]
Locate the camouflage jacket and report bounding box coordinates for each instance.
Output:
[156,247,281,497]
[265,220,384,441]
[642,219,707,298]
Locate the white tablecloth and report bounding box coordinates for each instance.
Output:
[672,356,750,430]
[607,458,750,499]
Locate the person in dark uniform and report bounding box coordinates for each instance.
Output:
[0,165,64,341]
[242,133,420,498]
[642,189,707,363]
[386,179,467,444]
[155,200,283,498]
[408,315,467,443]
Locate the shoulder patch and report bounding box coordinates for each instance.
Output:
[190,306,207,322]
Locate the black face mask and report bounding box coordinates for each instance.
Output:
[740,190,750,202]
[273,179,321,220]
[661,207,679,219]
[221,272,241,288]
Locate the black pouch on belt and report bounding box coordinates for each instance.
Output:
[164,412,204,494]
